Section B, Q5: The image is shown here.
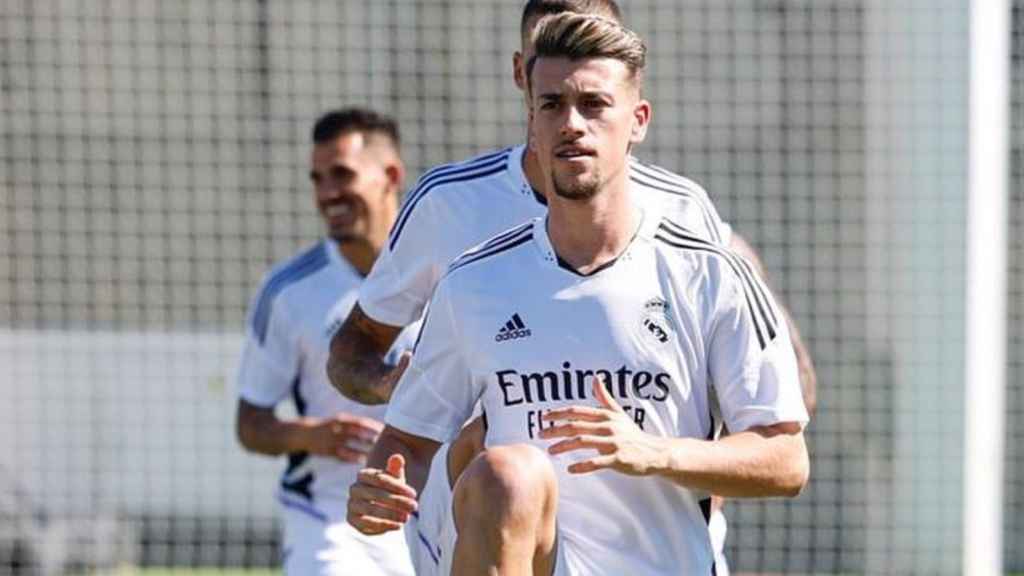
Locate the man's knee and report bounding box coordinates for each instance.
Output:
[452,444,557,527]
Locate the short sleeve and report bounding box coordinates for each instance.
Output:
[359,188,443,328]
[385,278,480,443]
[236,282,301,408]
[717,220,734,247]
[705,254,808,433]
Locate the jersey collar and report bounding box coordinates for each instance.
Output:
[323,238,364,279]
[531,198,659,276]
[509,144,547,206]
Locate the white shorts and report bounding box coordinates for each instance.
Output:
[280,492,414,576]
[404,442,453,576]
[709,508,730,576]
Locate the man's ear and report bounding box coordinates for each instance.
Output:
[513,51,526,90]
[630,99,652,145]
[384,161,405,195]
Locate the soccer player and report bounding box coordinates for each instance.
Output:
[235,109,415,575]
[332,1,815,574]
[348,13,810,575]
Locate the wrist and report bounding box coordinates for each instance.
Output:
[286,417,319,453]
[654,436,696,480]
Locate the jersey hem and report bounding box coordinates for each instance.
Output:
[385,410,454,444]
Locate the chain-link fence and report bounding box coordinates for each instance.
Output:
[0,1,1019,574]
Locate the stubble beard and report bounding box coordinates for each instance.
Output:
[551,168,602,201]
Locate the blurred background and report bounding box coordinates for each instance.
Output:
[0,0,1020,574]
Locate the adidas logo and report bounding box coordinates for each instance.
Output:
[495,313,532,342]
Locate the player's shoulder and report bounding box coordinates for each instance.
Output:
[629,157,713,203]
[389,145,519,249]
[651,216,779,343]
[629,158,731,245]
[249,241,332,339]
[649,216,746,278]
[443,218,538,280]
[261,240,333,288]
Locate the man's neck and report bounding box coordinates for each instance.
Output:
[545,172,639,275]
[522,146,547,200]
[337,238,379,277]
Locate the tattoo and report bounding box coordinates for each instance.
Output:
[327,304,403,405]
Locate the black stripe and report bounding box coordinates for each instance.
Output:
[659,220,779,330]
[454,224,533,265]
[389,153,509,250]
[655,229,773,347]
[395,148,509,225]
[448,231,534,275]
[629,162,722,244]
[504,320,516,332]
[412,310,429,354]
[706,413,717,441]
[660,221,780,337]
[733,254,779,327]
[512,314,525,330]
[630,167,723,245]
[475,221,534,253]
[654,233,769,350]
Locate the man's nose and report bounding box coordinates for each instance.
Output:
[559,105,585,136]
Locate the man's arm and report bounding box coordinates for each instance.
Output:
[327,303,407,405]
[729,233,818,416]
[347,425,441,535]
[235,398,382,463]
[541,379,809,497]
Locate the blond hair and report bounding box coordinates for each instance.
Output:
[526,12,646,87]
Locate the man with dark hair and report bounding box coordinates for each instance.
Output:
[236,108,414,575]
[348,14,809,575]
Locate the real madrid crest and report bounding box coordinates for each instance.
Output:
[641,297,674,345]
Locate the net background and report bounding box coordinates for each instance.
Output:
[0,0,1019,574]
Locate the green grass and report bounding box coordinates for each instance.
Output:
[126,565,278,569]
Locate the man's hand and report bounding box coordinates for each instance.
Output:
[540,377,667,476]
[347,454,419,535]
[301,414,384,463]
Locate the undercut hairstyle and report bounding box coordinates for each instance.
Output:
[519,0,623,40]
[311,108,400,148]
[527,13,647,88]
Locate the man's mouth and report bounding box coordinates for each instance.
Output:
[554,145,595,159]
[324,203,353,219]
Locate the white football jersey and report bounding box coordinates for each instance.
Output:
[237,239,418,507]
[386,213,807,576]
[359,144,732,328]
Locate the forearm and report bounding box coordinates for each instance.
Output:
[328,338,395,405]
[657,425,809,498]
[327,304,402,405]
[369,426,439,496]
[237,411,312,457]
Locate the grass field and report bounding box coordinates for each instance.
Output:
[127,565,276,569]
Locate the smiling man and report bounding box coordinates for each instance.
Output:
[235,109,415,576]
[347,15,809,576]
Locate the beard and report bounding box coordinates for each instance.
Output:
[551,168,602,201]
